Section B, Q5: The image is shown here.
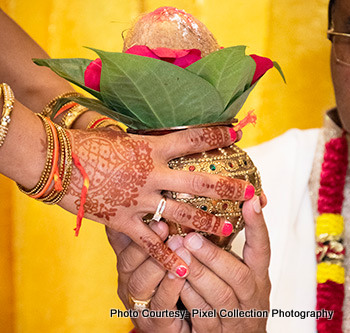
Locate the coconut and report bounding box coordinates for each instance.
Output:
[123,6,220,57]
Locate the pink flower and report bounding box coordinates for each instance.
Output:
[84,46,202,91]
[84,58,102,91]
[125,45,202,68]
[249,54,274,85]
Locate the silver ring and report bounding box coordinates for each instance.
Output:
[152,196,167,222]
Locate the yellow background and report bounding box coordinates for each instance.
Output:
[0,0,334,332]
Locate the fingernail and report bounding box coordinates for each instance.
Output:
[176,247,191,265]
[175,265,188,278]
[244,184,255,200]
[253,195,261,214]
[186,233,203,250]
[168,272,177,279]
[222,221,233,236]
[149,221,163,235]
[229,128,237,142]
[167,235,184,251]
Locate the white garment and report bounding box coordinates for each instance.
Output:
[231,128,320,332]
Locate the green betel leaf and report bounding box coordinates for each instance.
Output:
[51,96,146,129]
[89,48,224,128]
[217,82,257,121]
[186,46,256,109]
[33,58,103,100]
[273,61,286,83]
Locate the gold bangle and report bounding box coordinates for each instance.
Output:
[86,117,107,129]
[0,83,15,148]
[17,114,54,196]
[18,115,73,204]
[87,117,127,132]
[40,123,72,204]
[41,91,83,117]
[59,104,89,129]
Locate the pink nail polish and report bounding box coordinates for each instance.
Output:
[222,221,233,236]
[175,265,188,278]
[244,184,255,200]
[229,128,237,142]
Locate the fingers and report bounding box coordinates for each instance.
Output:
[127,220,190,278]
[176,244,238,309]
[242,196,271,277]
[127,257,166,301]
[161,199,234,237]
[260,191,268,208]
[117,221,169,275]
[159,171,255,201]
[183,232,256,305]
[150,272,186,311]
[180,282,220,332]
[105,226,131,255]
[160,126,239,160]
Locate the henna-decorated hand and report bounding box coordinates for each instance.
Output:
[60,126,255,277]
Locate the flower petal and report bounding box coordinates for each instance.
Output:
[126,45,201,68]
[250,54,274,85]
[125,45,160,59]
[84,58,102,91]
[152,47,189,58]
[172,49,202,68]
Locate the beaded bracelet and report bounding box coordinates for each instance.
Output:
[0,83,15,148]
[41,92,83,117]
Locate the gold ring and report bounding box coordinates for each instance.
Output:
[152,196,167,222]
[128,295,151,310]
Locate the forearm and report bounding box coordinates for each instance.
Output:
[0,9,101,128]
[0,98,46,188]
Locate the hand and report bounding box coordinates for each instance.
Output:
[106,195,270,333]
[177,195,270,332]
[106,223,190,333]
[60,126,254,277]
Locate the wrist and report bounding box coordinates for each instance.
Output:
[71,110,101,129]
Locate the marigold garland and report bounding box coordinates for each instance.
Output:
[316,133,348,333]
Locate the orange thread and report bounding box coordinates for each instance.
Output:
[72,152,90,236]
[233,110,257,131]
[31,118,61,199]
[54,102,78,119]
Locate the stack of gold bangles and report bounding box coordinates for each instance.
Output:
[0,83,15,148]
[17,114,73,204]
[17,91,127,205]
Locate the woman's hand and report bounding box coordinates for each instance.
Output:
[60,125,254,277]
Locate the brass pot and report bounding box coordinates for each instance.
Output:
[129,122,262,250]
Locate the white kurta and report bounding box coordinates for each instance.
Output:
[231,112,350,332]
[232,128,320,332]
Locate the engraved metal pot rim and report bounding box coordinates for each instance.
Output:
[127,119,237,135]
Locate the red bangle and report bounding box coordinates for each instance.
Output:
[88,117,110,129]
